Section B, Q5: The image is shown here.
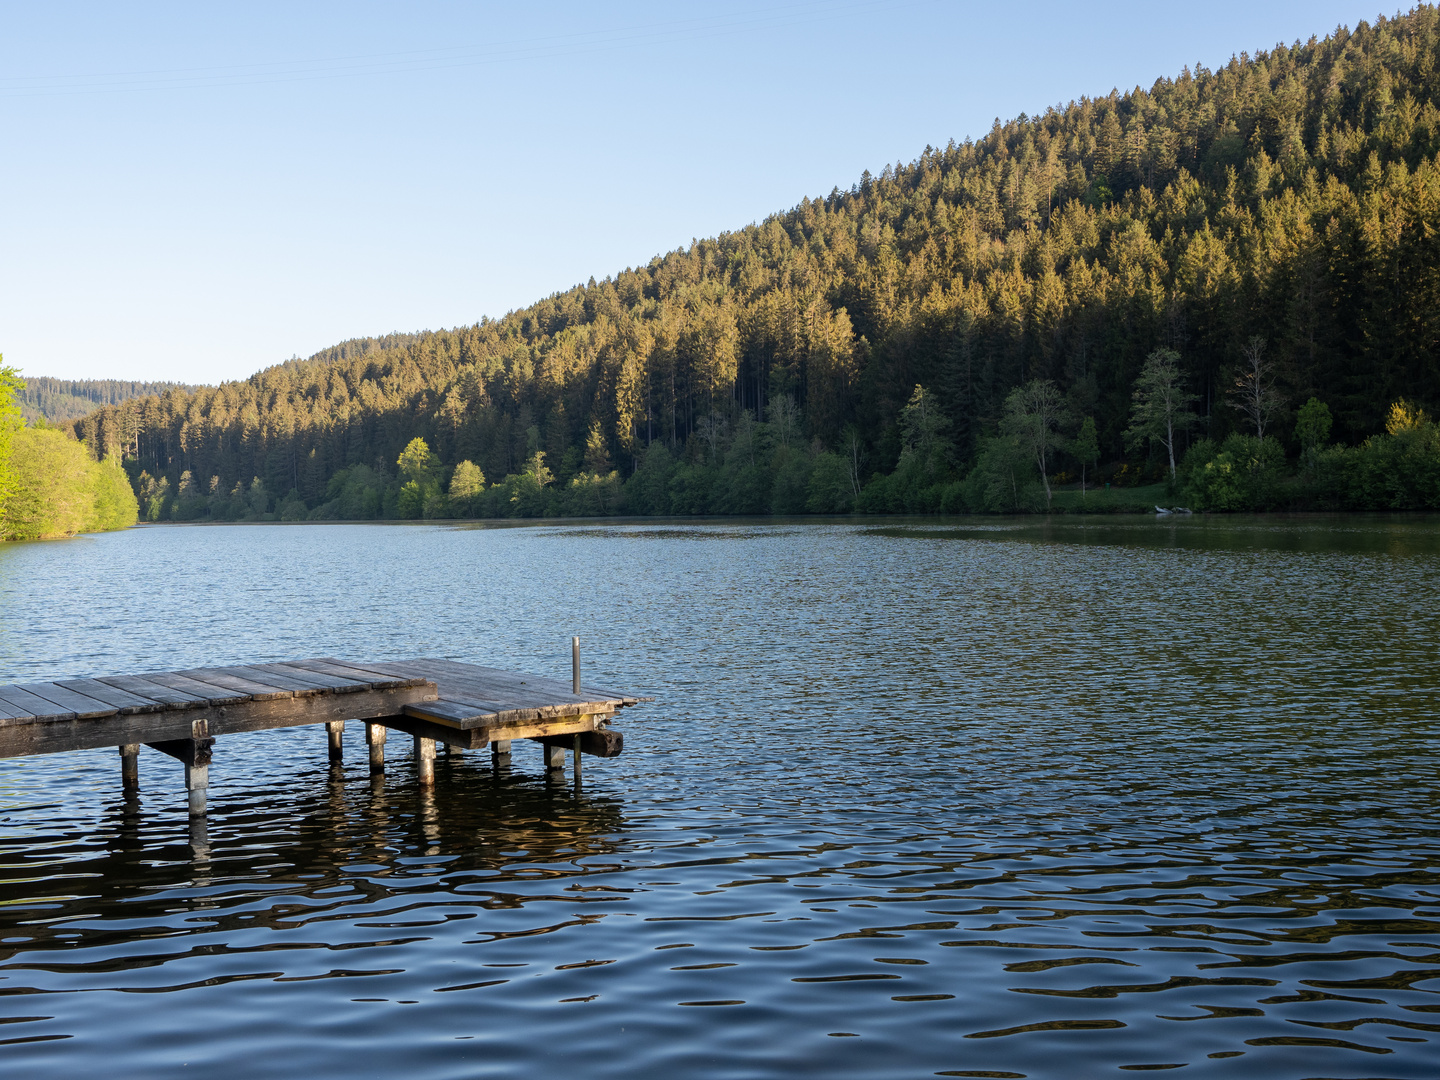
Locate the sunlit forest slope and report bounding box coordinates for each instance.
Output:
[74,7,1440,516]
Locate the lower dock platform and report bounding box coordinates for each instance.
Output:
[0,656,647,814]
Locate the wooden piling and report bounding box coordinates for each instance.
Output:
[186,762,208,817]
[415,735,435,785]
[491,738,511,763]
[573,732,582,780]
[119,743,139,793]
[326,720,345,763]
[366,721,387,773]
[543,742,566,771]
[146,718,212,817]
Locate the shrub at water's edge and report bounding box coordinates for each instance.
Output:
[0,363,139,541]
[1,426,140,540]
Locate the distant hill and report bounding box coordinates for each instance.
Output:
[20,377,197,423]
[72,5,1440,518]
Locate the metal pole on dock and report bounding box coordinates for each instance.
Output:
[572,636,580,694]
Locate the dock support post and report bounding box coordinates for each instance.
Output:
[573,733,582,781]
[492,739,511,765]
[146,719,212,817]
[366,722,386,773]
[186,763,208,817]
[120,743,139,793]
[414,736,435,785]
[327,720,345,763]
[543,742,566,772]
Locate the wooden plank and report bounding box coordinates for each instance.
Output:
[247,663,370,694]
[0,695,37,722]
[54,678,167,714]
[173,668,297,701]
[429,659,648,703]
[405,658,641,708]
[96,674,209,710]
[0,684,76,722]
[284,658,431,690]
[538,728,624,758]
[205,665,329,697]
[406,659,596,700]
[381,660,601,717]
[137,671,253,706]
[377,712,491,749]
[493,714,603,743]
[0,682,436,758]
[384,711,603,746]
[342,662,517,722]
[402,699,485,727]
[14,682,115,719]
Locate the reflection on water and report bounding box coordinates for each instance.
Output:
[0,516,1438,1078]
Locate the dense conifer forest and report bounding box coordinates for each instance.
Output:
[71,7,1440,519]
[22,377,194,424]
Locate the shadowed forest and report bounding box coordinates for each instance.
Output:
[66,8,1440,519]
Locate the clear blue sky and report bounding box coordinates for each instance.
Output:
[0,1,1379,384]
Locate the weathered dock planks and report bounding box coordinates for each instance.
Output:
[0,656,648,814]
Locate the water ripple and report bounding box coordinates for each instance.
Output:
[0,516,1436,1077]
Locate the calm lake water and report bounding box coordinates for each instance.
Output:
[1,516,1438,1078]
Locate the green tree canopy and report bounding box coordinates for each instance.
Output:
[1124,349,1199,480]
[0,358,23,519]
[1000,379,1067,506]
[1071,416,1099,492]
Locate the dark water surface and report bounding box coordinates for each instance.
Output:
[1,516,1438,1078]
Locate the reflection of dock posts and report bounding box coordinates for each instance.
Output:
[415,736,435,785]
[119,743,140,793]
[326,720,345,763]
[366,722,387,773]
[569,636,582,782]
[145,718,213,816]
[189,814,209,858]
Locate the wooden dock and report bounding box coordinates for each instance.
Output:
[0,656,646,814]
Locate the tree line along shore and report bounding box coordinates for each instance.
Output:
[9,8,1440,536]
[0,364,138,541]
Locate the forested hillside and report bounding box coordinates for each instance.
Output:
[73,7,1440,518]
[23,377,193,423]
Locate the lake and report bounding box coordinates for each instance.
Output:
[1,516,1437,1078]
